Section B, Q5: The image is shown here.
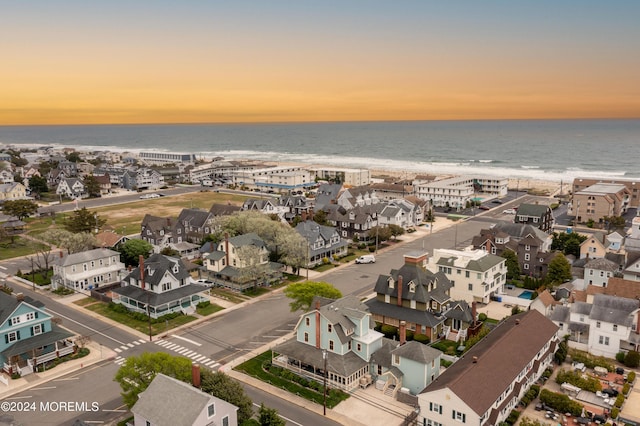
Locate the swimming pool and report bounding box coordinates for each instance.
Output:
[518,290,534,300]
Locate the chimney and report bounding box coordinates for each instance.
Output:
[225,232,230,268]
[315,300,321,349]
[301,211,307,222]
[59,251,64,258]
[192,364,201,388]
[397,275,403,307]
[166,217,171,227]
[399,321,406,345]
[308,208,314,221]
[139,255,145,290]
[15,293,24,301]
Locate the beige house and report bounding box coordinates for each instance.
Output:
[52,248,125,294]
[0,182,27,202]
[570,183,630,224]
[572,177,640,208]
[579,232,609,259]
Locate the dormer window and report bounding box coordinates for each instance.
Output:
[408,282,416,293]
[388,277,395,289]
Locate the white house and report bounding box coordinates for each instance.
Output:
[588,294,640,358]
[52,248,125,294]
[56,177,86,199]
[428,248,507,304]
[583,257,618,287]
[418,310,558,426]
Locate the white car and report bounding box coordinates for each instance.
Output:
[503,209,517,215]
[355,254,376,264]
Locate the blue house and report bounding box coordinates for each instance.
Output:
[273,295,442,396]
[0,292,74,376]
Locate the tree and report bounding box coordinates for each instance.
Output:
[546,253,572,285]
[83,174,101,198]
[28,175,49,196]
[368,226,392,244]
[63,207,106,233]
[257,403,285,426]
[387,224,405,239]
[551,232,587,257]
[312,209,328,226]
[283,281,342,312]
[602,215,626,231]
[119,239,153,267]
[41,229,96,254]
[624,350,640,368]
[2,199,38,220]
[501,249,521,280]
[66,151,81,162]
[200,369,254,424]
[114,352,192,408]
[236,245,270,288]
[274,231,307,274]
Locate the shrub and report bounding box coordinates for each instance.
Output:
[539,389,583,416]
[614,394,624,408]
[196,300,211,309]
[623,350,640,368]
[380,324,397,339]
[611,407,619,419]
[413,334,430,344]
[555,368,602,392]
[478,313,488,322]
[616,351,626,363]
[628,371,636,383]
[368,246,376,253]
[623,383,630,395]
[530,384,540,398]
[569,349,614,371]
[506,409,520,425]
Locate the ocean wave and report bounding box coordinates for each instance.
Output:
[521,165,540,169]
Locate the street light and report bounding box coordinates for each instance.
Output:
[322,349,328,416]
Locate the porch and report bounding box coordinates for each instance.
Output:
[1,328,75,376]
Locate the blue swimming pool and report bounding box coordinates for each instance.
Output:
[518,290,534,300]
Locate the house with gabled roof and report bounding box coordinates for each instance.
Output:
[176,208,214,245]
[530,289,557,317]
[0,182,27,202]
[0,292,75,376]
[584,257,618,287]
[514,203,554,233]
[112,253,208,319]
[131,372,238,426]
[95,231,129,250]
[273,295,442,397]
[52,248,125,294]
[295,220,348,267]
[56,177,86,199]
[366,251,478,343]
[326,204,379,241]
[336,186,380,209]
[417,310,558,426]
[622,251,640,281]
[428,248,507,304]
[314,183,343,211]
[209,203,242,218]
[140,214,175,253]
[377,198,423,229]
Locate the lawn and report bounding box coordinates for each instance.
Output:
[84,302,198,335]
[0,237,48,260]
[234,351,350,409]
[196,303,224,316]
[207,288,250,304]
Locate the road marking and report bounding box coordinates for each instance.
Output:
[102,409,127,413]
[126,343,135,348]
[252,403,302,426]
[120,345,129,351]
[5,396,33,400]
[45,308,126,346]
[171,334,202,346]
[138,339,146,344]
[183,350,196,357]
[114,347,122,353]
[176,348,189,354]
[29,386,56,391]
[114,356,126,365]
[193,355,206,362]
[0,265,6,270]
[53,377,79,381]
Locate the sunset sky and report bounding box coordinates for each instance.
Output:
[3,1,640,125]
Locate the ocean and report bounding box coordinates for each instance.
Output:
[1,119,638,183]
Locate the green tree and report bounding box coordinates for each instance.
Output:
[66,151,81,162]
[602,215,626,231]
[114,352,192,408]
[119,239,153,267]
[312,210,328,226]
[41,229,96,254]
[28,175,49,196]
[257,403,285,426]
[388,224,405,239]
[546,253,572,285]
[501,249,521,280]
[368,226,392,245]
[63,207,106,233]
[624,350,640,368]
[283,281,342,312]
[83,174,101,198]
[2,199,39,220]
[551,232,587,257]
[200,369,254,425]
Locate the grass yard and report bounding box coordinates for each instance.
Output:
[234,351,350,409]
[0,238,48,260]
[207,288,250,304]
[196,303,224,316]
[84,301,197,335]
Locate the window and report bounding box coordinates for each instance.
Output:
[207,403,215,417]
[598,336,610,345]
[357,343,361,351]
[525,245,530,251]
[222,416,229,426]
[304,332,309,342]
[596,321,601,328]
[613,324,618,332]
[393,354,400,365]
[6,331,20,343]
[468,283,473,291]
[524,253,530,261]
[429,402,443,414]
[491,247,496,254]
[524,264,529,270]
[10,316,20,325]
[465,271,470,278]
[327,324,332,333]
[162,283,171,291]
[329,340,334,350]
[453,410,466,423]
[26,312,35,321]
[348,341,352,350]
[305,317,310,326]
[32,324,43,336]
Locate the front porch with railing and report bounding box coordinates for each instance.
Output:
[2,338,75,376]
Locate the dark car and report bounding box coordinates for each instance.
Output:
[602,388,619,397]
[478,205,491,210]
[593,414,607,424]
[615,367,625,375]
[491,199,503,204]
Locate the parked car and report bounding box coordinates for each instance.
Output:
[355,254,376,264]
[478,205,491,211]
[503,209,517,215]
[602,388,619,397]
[491,199,503,204]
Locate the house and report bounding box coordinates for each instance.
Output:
[295,220,348,267]
[272,295,442,397]
[551,293,640,358]
[52,248,125,294]
[326,204,379,241]
[56,177,86,199]
[428,248,507,304]
[111,254,208,319]
[529,289,557,317]
[202,233,282,291]
[0,182,27,202]
[368,182,413,201]
[314,183,343,211]
[366,251,473,343]
[377,199,423,229]
[583,257,618,287]
[514,203,554,233]
[580,232,609,259]
[176,208,214,244]
[336,186,380,209]
[572,177,640,208]
[131,372,238,426]
[0,169,14,184]
[0,292,75,376]
[140,214,176,253]
[417,310,558,426]
[95,231,130,250]
[93,173,112,195]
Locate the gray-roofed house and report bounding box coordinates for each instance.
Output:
[112,254,207,318]
[202,233,283,291]
[428,248,507,304]
[313,183,343,211]
[175,208,214,244]
[366,251,478,343]
[326,203,380,241]
[377,198,423,229]
[0,292,75,376]
[140,214,176,253]
[587,294,640,358]
[295,220,348,267]
[514,203,555,232]
[417,310,559,426]
[272,295,442,397]
[131,373,238,426]
[584,257,618,287]
[52,248,125,294]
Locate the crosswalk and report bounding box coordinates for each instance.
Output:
[113,338,147,365]
[154,339,221,370]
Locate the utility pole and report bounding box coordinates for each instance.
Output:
[322,349,328,416]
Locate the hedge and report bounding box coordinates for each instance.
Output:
[539,389,583,416]
[555,368,602,392]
